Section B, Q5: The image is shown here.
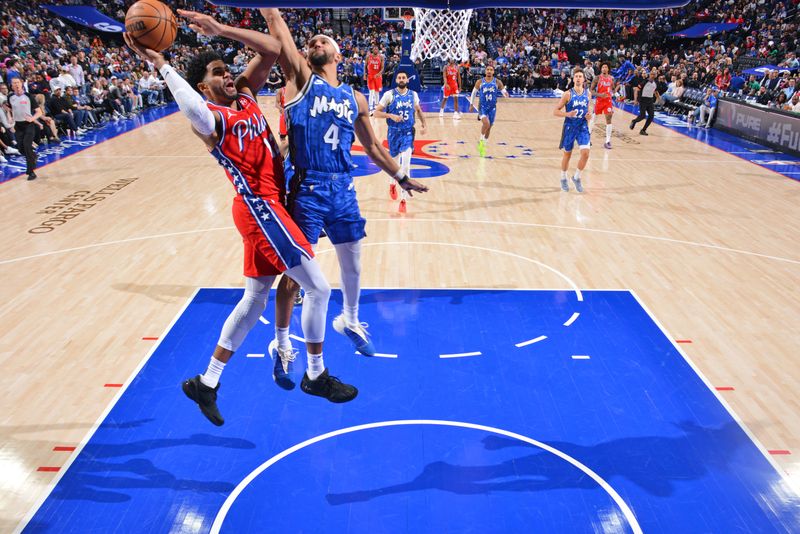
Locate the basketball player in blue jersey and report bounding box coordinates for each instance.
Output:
[468,64,508,157]
[554,68,592,193]
[374,71,428,213]
[262,8,428,361]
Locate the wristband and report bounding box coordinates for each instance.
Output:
[393,169,405,180]
[397,175,410,185]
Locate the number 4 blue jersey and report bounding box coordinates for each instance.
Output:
[285,73,358,174]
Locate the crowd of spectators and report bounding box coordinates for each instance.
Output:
[1,0,798,167]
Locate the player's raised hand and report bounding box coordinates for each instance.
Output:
[178,9,225,37]
[123,33,164,67]
[399,177,428,196]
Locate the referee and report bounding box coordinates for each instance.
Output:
[630,69,659,136]
[9,78,42,180]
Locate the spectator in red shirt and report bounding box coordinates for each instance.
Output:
[715,68,731,91]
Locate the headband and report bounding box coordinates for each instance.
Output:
[310,34,340,55]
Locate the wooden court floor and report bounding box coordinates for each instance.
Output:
[1,98,798,530]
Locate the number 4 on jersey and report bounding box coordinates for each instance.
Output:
[324,124,340,150]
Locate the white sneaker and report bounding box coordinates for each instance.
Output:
[268,338,297,390]
[5,147,20,155]
[332,314,375,356]
[0,154,7,164]
[439,109,444,117]
[453,111,462,119]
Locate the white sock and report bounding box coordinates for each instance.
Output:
[606,124,612,143]
[200,357,226,388]
[334,241,362,326]
[561,170,568,180]
[343,304,358,326]
[307,352,325,380]
[276,326,291,350]
[401,149,412,176]
[574,169,582,180]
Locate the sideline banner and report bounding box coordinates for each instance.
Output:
[715,98,800,157]
[41,5,124,33]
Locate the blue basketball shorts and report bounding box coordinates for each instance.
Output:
[559,122,591,151]
[289,170,367,245]
[479,107,496,125]
[388,127,414,157]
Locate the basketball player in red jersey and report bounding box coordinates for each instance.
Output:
[591,62,617,149]
[124,10,357,427]
[439,58,462,119]
[365,45,384,113]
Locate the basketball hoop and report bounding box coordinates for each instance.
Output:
[401,13,414,31]
[410,8,473,63]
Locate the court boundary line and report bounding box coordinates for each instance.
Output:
[208,419,643,534]
[12,288,201,534]
[3,218,797,266]
[629,289,799,495]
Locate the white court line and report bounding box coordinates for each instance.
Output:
[439,351,482,358]
[572,355,591,360]
[515,335,547,348]
[246,353,265,358]
[209,420,643,534]
[258,316,270,325]
[318,242,584,303]
[629,290,800,496]
[563,312,580,327]
[356,351,398,358]
[3,219,798,267]
[13,288,202,534]
[368,219,800,266]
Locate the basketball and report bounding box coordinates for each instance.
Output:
[125,0,177,52]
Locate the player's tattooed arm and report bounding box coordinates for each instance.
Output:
[353,92,428,195]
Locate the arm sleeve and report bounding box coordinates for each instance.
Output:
[158,64,216,136]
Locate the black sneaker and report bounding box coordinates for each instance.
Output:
[182,375,224,426]
[301,369,358,403]
[27,172,37,181]
[629,120,635,130]
[640,130,649,136]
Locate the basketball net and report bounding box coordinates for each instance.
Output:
[410,8,474,63]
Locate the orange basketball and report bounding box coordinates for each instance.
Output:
[125,0,177,53]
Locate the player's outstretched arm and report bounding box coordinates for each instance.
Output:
[260,8,310,89]
[178,10,281,96]
[353,92,428,196]
[124,33,219,147]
